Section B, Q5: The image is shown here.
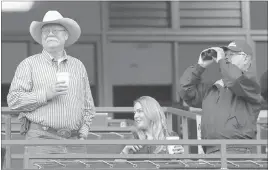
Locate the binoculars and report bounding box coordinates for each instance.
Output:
[201,47,227,61]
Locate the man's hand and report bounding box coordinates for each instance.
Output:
[172,145,184,154]
[121,145,143,154]
[198,48,215,68]
[79,134,87,140]
[209,47,225,63]
[46,81,68,101]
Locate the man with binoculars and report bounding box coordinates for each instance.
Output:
[179,40,262,154]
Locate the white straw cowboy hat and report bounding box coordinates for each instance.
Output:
[30,10,81,47]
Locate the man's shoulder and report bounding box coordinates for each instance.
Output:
[18,53,42,65]
[28,53,43,59]
[226,87,263,108]
[67,55,80,62]
[67,55,85,66]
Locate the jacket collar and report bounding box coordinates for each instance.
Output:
[213,79,226,89]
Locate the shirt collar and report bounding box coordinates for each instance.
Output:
[42,49,68,63]
[213,79,225,89]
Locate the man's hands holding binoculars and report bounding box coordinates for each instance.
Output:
[198,47,225,68]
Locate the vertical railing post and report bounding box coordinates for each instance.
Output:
[221,143,227,169]
[257,123,261,154]
[5,115,12,169]
[23,148,30,169]
[182,116,189,154]
[196,115,204,154]
[166,112,173,133]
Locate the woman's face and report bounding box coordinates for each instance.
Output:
[134,102,150,130]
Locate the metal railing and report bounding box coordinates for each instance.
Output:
[2,139,267,169]
[1,107,267,169]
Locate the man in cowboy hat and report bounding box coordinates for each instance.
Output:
[7,11,95,154]
[179,40,262,154]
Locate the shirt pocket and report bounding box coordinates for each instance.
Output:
[68,73,83,100]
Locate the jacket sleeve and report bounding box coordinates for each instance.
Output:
[79,63,96,138]
[260,70,268,100]
[7,59,47,111]
[219,59,262,104]
[179,64,213,108]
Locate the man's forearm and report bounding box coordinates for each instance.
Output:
[179,64,208,108]
[79,124,89,138]
[219,59,262,104]
[7,90,47,111]
[79,112,95,138]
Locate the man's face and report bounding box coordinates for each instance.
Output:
[225,50,251,71]
[41,24,68,50]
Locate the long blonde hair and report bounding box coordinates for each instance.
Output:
[134,96,169,153]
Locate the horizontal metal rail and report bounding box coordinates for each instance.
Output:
[2,139,267,146]
[3,139,267,169]
[2,107,267,169]
[1,106,201,118]
[21,154,268,159]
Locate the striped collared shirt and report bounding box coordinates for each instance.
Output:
[7,50,96,137]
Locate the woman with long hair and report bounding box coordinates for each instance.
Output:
[121,96,184,154]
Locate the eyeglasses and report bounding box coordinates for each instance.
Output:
[226,51,248,60]
[226,51,246,56]
[42,29,65,36]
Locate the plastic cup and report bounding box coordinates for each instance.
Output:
[166,136,180,154]
[56,72,70,86]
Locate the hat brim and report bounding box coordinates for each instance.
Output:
[221,46,241,52]
[29,18,81,47]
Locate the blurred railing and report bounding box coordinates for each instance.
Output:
[2,139,267,169]
[1,107,267,169]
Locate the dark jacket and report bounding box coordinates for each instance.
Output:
[179,59,262,153]
[260,70,268,109]
[260,70,267,101]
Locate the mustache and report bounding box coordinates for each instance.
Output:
[46,37,58,41]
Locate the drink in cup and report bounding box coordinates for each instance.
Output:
[56,72,70,86]
[166,136,180,154]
